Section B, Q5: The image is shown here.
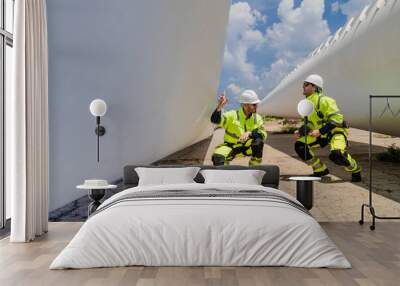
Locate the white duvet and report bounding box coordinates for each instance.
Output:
[50,183,351,269]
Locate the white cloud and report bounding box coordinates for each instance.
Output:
[266,0,329,59]
[244,0,274,12]
[253,9,268,23]
[223,2,266,90]
[331,1,340,13]
[226,83,242,96]
[260,58,292,91]
[260,0,330,93]
[221,0,331,100]
[340,0,374,19]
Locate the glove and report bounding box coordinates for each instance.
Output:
[298,125,312,137]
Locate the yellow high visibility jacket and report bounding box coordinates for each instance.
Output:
[217,107,267,144]
[306,92,347,137]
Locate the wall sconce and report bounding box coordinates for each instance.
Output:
[89,99,107,162]
[297,99,314,161]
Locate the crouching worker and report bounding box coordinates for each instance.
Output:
[294,74,362,182]
[210,90,267,166]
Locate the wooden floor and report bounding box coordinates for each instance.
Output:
[0,222,399,286]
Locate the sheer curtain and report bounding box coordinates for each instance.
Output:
[9,0,49,242]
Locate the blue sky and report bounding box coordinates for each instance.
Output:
[218,0,373,109]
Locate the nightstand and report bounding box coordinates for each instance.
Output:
[77,180,117,216]
[288,176,321,210]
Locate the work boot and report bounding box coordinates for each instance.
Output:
[312,168,330,177]
[351,171,362,182]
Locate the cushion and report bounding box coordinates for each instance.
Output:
[200,169,266,185]
[135,167,201,186]
[123,165,280,189]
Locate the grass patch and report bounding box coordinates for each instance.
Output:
[282,126,299,133]
[270,126,299,134]
[263,116,302,134]
[377,144,400,162]
[263,115,284,122]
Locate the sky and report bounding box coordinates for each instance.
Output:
[218,0,374,109]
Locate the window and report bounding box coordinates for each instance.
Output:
[1,0,14,229]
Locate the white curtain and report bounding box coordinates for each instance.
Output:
[9,0,49,242]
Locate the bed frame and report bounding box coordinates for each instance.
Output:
[122,164,280,189]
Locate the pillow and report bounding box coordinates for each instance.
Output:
[200,169,266,185]
[135,167,201,186]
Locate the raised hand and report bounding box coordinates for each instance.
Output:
[239,131,251,143]
[216,94,228,111]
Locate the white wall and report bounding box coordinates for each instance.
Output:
[47,0,230,210]
[259,0,400,137]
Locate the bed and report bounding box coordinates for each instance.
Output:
[50,165,350,269]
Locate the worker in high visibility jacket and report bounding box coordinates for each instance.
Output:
[294,74,362,182]
[210,90,267,166]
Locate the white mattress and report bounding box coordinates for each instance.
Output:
[50,183,351,269]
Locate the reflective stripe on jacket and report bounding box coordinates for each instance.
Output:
[306,92,346,136]
[216,107,267,144]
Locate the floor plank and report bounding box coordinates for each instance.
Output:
[0,222,399,286]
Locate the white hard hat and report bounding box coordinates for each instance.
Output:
[304,74,323,89]
[239,90,260,104]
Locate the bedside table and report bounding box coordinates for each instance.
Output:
[288,176,321,210]
[77,180,117,216]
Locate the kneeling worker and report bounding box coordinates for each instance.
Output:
[294,74,362,182]
[210,90,267,166]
